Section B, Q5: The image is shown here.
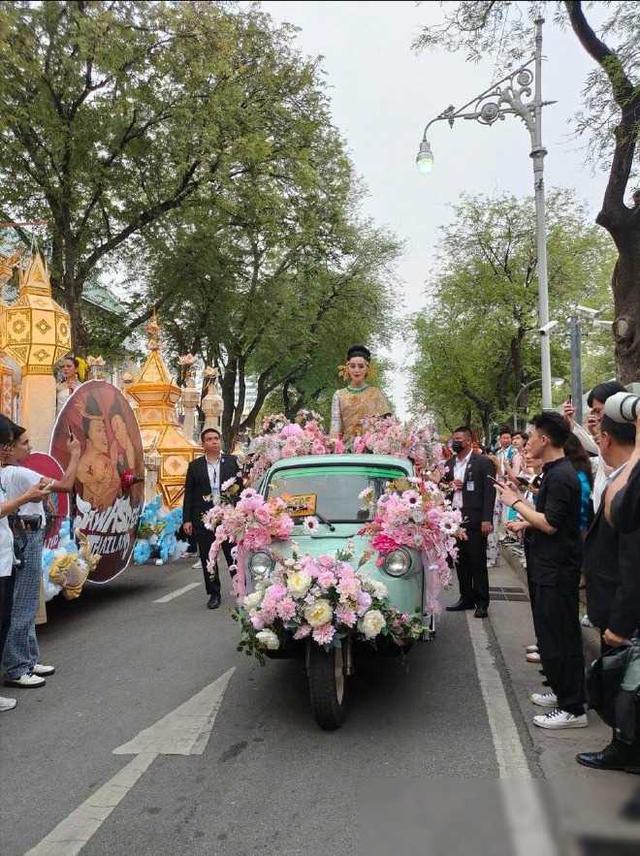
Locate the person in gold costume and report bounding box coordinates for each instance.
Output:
[330,345,392,441]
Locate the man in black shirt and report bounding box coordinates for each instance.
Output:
[496,411,587,730]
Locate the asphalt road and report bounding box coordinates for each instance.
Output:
[2,558,638,856]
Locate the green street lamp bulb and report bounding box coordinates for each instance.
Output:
[416,139,434,174]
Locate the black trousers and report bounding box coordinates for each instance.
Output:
[0,571,15,663]
[456,525,490,609]
[195,527,234,598]
[533,580,585,714]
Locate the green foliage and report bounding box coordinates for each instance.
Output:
[411,190,616,437]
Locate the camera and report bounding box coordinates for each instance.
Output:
[538,320,558,336]
[604,391,640,423]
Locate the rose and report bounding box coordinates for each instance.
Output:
[369,580,388,600]
[287,570,312,598]
[304,598,333,628]
[243,591,262,611]
[359,609,386,639]
[256,629,280,650]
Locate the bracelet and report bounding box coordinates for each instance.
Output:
[511,499,522,509]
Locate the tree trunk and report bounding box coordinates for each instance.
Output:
[220,356,238,451]
[51,272,90,354]
[610,228,640,384]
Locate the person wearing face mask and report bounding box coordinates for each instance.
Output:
[330,345,392,441]
[440,426,496,618]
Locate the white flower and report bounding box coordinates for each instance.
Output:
[256,629,280,650]
[303,516,320,533]
[221,477,238,492]
[304,598,333,628]
[287,570,312,598]
[370,580,388,600]
[359,609,386,639]
[243,591,262,611]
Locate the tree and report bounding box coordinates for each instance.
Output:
[415,1,640,382]
[0,1,329,350]
[411,190,616,438]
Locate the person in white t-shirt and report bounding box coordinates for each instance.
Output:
[1,421,80,690]
[0,418,52,712]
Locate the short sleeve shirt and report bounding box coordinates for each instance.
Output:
[0,480,14,577]
[1,466,46,525]
[530,457,582,585]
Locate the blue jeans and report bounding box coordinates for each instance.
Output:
[2,529,44,679]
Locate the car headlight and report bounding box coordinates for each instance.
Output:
[383,548,411,577]
[249,551,274,579]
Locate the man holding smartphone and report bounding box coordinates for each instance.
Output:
[440,426,496,618]
[496,412,586,730]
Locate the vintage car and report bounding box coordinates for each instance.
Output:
[249,454,435,729]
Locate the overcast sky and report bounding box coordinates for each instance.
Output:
[263,0,612,416]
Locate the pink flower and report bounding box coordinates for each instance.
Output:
[335,605,357,627]
[254,506,271,526]
[316,570,337,590]
[311,441,327,456]
[276,596,297,621]
[371,533,399,555]
[280,423,304,439]
[249,610,264,630]
[293,624,312,640]
[356,590,372,615]
[312,623,336,645]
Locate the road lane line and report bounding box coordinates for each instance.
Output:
[25,668,235,855]
[466,612,558,856]
[153,582,200,603]
[23,753,156,856]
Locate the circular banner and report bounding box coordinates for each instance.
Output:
[22,452,69,551]
[50,380,144,583]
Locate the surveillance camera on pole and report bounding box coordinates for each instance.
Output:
[576,305,601,318]
[539,320,558,336]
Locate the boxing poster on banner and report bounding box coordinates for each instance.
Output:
[22,452,68,550]
[50,380,145,583]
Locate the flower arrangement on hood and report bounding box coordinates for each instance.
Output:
[233,547,426,663]
[358,477,463,613]
[247,418,343,484]
[132,496,188,565]
[204,488,295,596]
[352,416,443,468]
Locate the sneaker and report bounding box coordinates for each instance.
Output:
[0,695,17,712]
[192,560,201,570]
[525,644,539,654]
[183,551,197,558]
[526,651,541,663]
[533,708,588,730]
[4,673,46,688]
[530,691,558,708]
[32,663,55,677]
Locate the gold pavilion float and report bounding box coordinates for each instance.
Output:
[0,252,71,448]
[126,317,199,508]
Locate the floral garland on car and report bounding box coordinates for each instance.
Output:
[233,547,426,664]
[358,477,463,613]
[247,418,344,484]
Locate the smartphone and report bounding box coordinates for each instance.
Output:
[567,394,572,405]
[68,425,74,439]
[486,475,502,486]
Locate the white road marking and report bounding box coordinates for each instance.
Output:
[25,668,235,856]
[152,582,201,603]
[466,613,558,856]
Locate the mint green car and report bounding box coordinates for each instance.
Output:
[251,454,434,729]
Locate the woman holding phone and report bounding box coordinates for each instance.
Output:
[1,422,80,689]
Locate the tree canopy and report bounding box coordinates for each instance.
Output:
[411,189,616,438]
[415,1,640,382]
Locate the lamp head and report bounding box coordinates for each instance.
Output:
[416,139,434,174]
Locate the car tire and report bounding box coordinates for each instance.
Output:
[306,640,347,730]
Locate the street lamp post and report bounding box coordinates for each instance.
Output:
[416,16,555,409]
[513,375,565,429]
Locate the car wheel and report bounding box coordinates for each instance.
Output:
[306,639,348,730]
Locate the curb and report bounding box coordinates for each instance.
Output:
[499,545,601,663]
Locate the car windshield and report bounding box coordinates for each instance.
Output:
[265,463,409,523]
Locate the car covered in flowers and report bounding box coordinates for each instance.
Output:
[206,452,461,730]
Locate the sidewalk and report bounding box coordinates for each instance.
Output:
[486,553,640,853]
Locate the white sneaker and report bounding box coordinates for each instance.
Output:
[525,644,539,654]
[526,651,541,663]
[0,695,17,712]
[530,691,558,708]
[33,663,55,677]
[533,708,588,730]
[192,560,201,570]
[4,672,46,688]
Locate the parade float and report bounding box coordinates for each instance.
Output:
[0,252,222,603]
